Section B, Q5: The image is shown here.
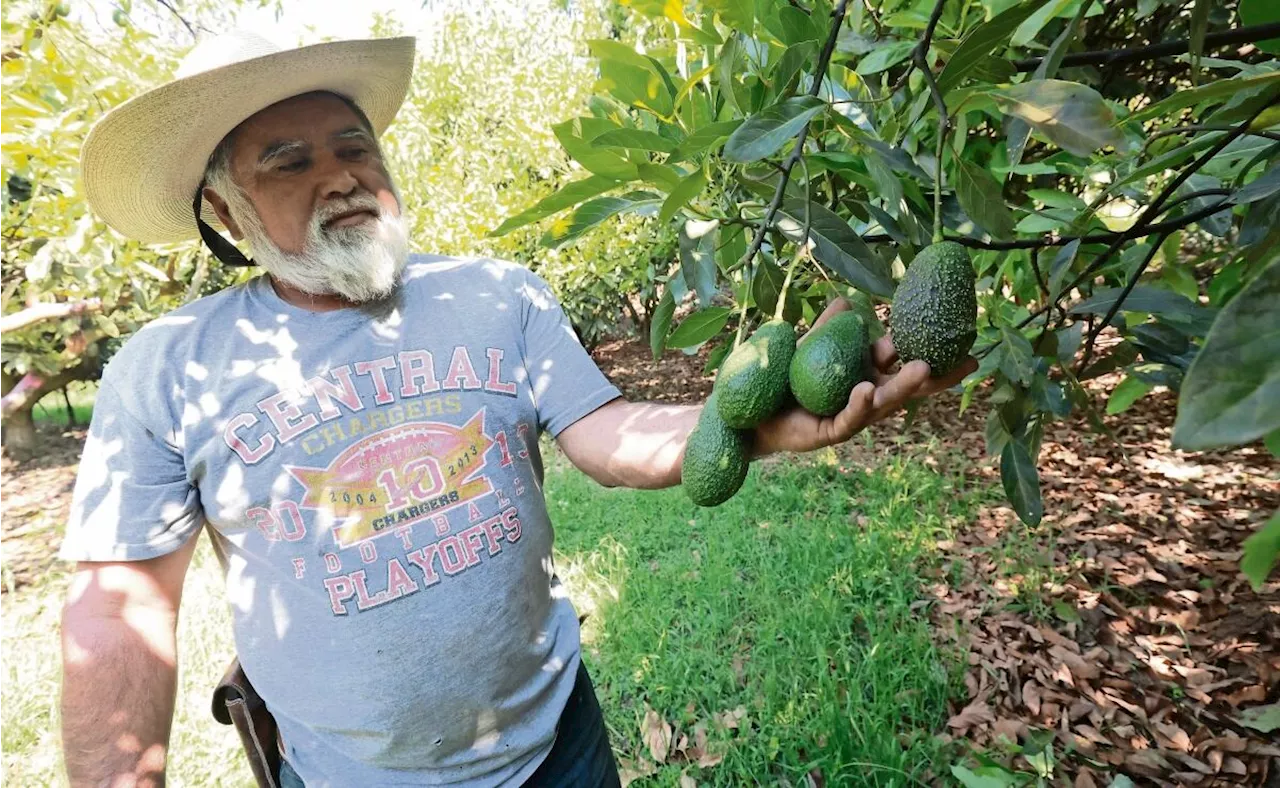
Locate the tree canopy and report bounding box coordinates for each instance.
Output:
[489,0,1280,582]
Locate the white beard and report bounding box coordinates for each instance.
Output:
[232,190,410,304]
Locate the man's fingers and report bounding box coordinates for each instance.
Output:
[870,336,898,371]
[870,360,930,416]
[912,356,978,398]
[830,380,876,439]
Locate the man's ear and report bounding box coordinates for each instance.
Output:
[202,186,244,241]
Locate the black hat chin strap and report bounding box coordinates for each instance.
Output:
[193,183,255,267]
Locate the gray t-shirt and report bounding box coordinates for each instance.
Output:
[60,255,622,786]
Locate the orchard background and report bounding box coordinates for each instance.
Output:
[2,0,1278,785]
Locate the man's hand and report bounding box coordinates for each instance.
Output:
[753,299,976,456]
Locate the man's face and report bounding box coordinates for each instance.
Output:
[207,92,409,303]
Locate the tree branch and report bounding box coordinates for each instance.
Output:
[0,299,102,334]
[862,197,1237,250]
[1012,23,1280,72]
[736,0,850,284]
[914,0,950,243]
[154,0,199,41]
[1075,230,1170,373]
[0,361,95,419]
[1144,125,1280,150]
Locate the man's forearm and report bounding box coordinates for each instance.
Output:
[560,400,703,489]
[62,606,179,788]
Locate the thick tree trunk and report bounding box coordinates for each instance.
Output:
[0,359,96,459]
[3,408,38,458]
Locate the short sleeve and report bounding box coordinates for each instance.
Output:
[59,378,203,562]
[518,269,621,437]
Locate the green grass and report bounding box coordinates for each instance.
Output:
[1,538,248,787]
[2,438,977,786]
[551,440,976,786]
[31,381,97,427]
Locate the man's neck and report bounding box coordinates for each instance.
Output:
[267,275,355,312]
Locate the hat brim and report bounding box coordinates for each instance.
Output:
[80,36,415,244]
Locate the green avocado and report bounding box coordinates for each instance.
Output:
[682,393,752,507]
[714,319,796,429]
[789,311,872,416]
[889,241,977,377]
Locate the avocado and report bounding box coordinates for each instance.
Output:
[889,241,977,376]
[682,393,752,507]
[789,311,872,416]
[714,319,797,428]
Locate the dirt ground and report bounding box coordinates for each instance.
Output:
[3,337,1277,785]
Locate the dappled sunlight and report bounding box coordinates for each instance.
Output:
[554,534,629,649]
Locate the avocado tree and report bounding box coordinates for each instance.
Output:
[374,0,672,348]
[490,0,1280,584]
[1,0,259,456]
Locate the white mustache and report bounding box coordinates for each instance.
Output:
[314,195,384,228]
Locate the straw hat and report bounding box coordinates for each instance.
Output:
[80,31,415,244]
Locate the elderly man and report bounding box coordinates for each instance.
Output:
[60,32,971,788]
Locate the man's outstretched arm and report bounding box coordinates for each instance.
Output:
[556,300,977,490]
[61,532,198,788]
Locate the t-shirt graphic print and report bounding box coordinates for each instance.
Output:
[61,255,621,787]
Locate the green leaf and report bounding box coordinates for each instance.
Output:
[716,35,746,114]
[540,192,662,248]
[1070,285,1206,320]
[1027,189,1086,210]
[706,0,754,32]
[985,411,1012,458]
[717,222,747,272]
[553,118,640,180]
[1107,777,1136,788]
[703,340,733,375]
[1001,438,1043,526]
[1233,166,1280,205]
[659,169,709,225]
[1240,0,1280,54]
[772,42,815,93]
[1011,0,1073,47]
[1186,0,1208,76]
[1112,134,1218,190]
[1047,239,1080,299]
[588,39,675,116]
[1007,2,1089,173]
[668,119,744,163]
[590,128,678,153]
[1237,699,1280,732]
[937,0,1050,93]
[1266,428,1280,457]
[679,221,719,305]
[999,326,1036,384]
[489,175,620,236]
[724,96,825,163]
[1125,71,1280,125]
[751,256,786,317]
[667,307,733,348]
[993,80,1126,157]
[956,159,1016,240]
[650,288,676,360]
[1107,375,1152,415]
[1173,257,1280,450]
[1240,511,1280,591]
[636,162,682,190]
[855,41,915,76]
[950,764,1018,788]
[775,199,896,297]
